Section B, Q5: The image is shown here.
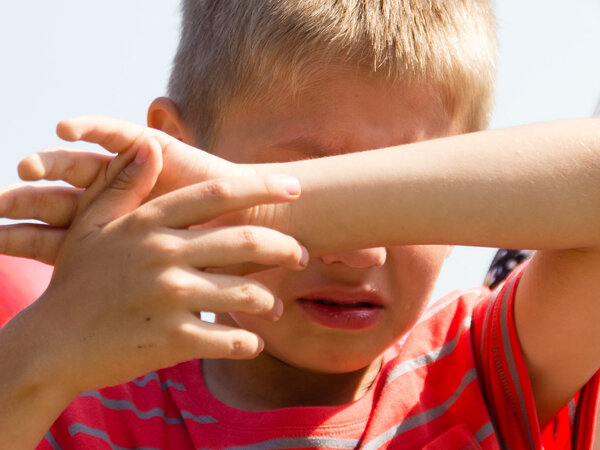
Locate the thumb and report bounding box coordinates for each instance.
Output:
[79,137,163,228]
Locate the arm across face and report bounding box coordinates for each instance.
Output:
[11,116,600,254]
[3,116,600,429]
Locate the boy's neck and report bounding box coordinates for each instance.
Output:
[202,353,382,411]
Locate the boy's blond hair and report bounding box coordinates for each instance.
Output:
[168,0,498,149]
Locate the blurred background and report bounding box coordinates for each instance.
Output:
[0,1,599,299]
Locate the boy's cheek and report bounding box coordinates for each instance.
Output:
[225,246,449,371]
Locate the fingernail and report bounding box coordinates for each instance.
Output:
[299,245,309,268]
[272,175,301,196]
[134,144,149,164]
[272,298,284,320]
[257,338,265,353]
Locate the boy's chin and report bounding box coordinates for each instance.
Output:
[261,344,386,375]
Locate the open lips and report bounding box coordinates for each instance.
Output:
[297,292,384,330]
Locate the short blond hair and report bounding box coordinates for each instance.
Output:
[168,0,498,148]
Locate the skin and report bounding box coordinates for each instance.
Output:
[0,133,309,448]
[0,66,599,446]
[161,73,600,425]
[198,71,458,408]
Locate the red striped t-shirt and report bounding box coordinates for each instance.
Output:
[39,266,599,449]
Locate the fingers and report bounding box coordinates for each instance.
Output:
[156,267,283,321]
[177,318,264,360]
[56,115,175,154]
[76,137,163,228]
[203,263,279,277]
[18,149,111,188]
[0,184,80,227]
[0,224,65,264]
[54,115,241,201]
[173,226,308,271]
[137,174,301,229]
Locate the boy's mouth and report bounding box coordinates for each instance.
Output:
[309,299,378,308]
[296,291,384,330]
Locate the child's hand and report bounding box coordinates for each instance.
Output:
[0,116,256,264]
[10,134,306,398]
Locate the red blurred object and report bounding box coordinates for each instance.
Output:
[0,255,52,327]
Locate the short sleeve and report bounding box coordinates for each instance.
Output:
[472,264,599,449]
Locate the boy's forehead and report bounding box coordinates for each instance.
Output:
[210,67,460,163]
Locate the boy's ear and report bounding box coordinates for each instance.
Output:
[147,97,194,144]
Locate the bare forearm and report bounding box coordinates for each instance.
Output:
[0,308,75,449]
[7,117,600,263]
[266,119,600,253]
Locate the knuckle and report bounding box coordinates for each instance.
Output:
[238,227,261,252]
[136,231,180,258]
[0,226,16,255]
[110,166,137,191]
[226,334,256,358]
[29,228,47,262]
[153,234,181,258]
[5,188,22,216]
[118,212,151,237]
[152,271,172,295]
[163,321,188,354]
[59,157,79,181]
[103,130,123,149]
[237,283,266,312]
[127,203,163,230]
[203,179,232,200]
[31,189,49,218]
[153,267,186,297]
[163,319,203,360]
[167,274,191,299]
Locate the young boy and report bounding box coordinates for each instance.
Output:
[0,0,599,448]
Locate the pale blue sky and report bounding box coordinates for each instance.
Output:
[1,1,599,298]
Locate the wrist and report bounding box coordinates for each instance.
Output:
[244,162,299,237]
[0,305,77,447]
[0,299,79,405]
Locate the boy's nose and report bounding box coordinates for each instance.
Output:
[319,247,387,268]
